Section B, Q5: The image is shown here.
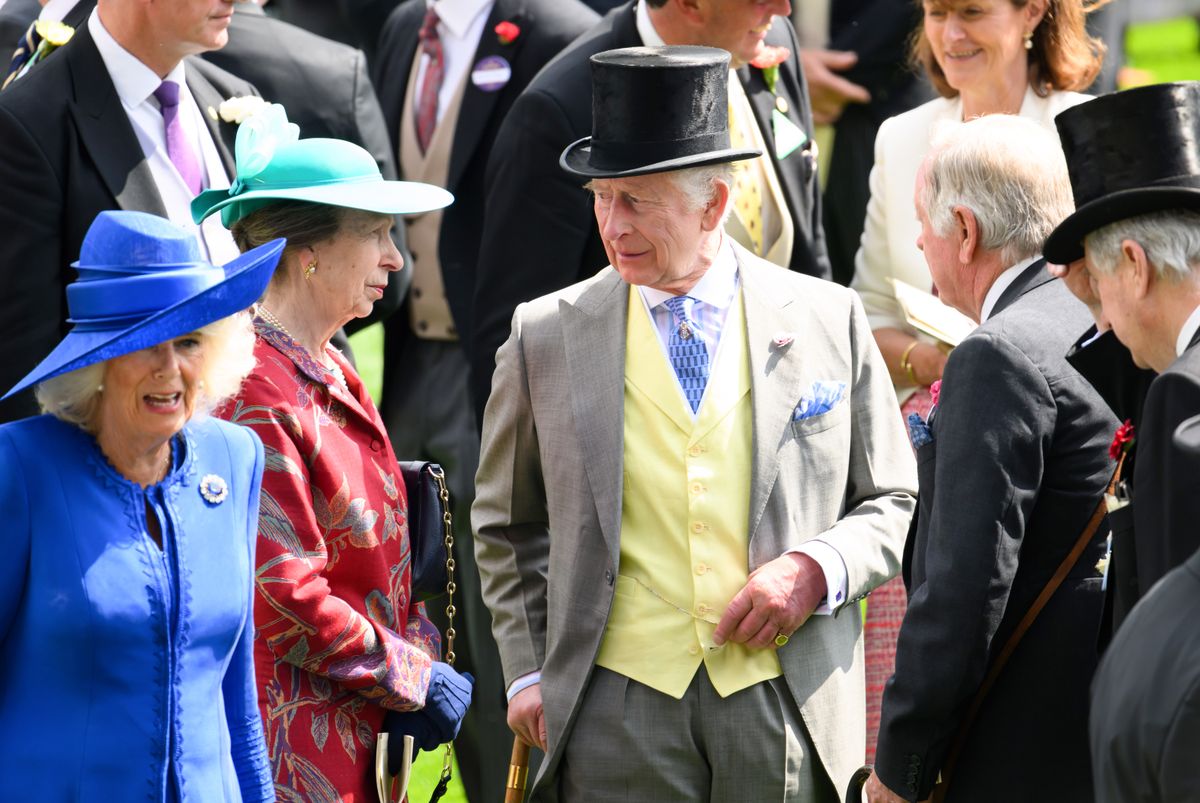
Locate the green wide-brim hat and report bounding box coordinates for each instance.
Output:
[192,105,452,228]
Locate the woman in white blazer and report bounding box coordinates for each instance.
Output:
[850,0,1108,409]
[852,0,1108,769]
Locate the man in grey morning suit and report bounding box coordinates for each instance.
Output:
[473,46,916,801]
[868,116,1117,803]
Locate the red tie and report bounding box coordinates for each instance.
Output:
[415,7,443,153]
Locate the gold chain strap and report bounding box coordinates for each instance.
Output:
[429,466,456,802]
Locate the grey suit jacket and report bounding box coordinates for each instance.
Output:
[876,263,1118,802]
[473,243,917,798]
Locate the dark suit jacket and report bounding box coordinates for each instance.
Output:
[201,1,405,337]
[266,0,405,65]
[0,25,252,422]
[1066,326,1156,634]
[468,1,829,421]
[876,264,1118,802]
[822,0,932,286]
[1090,545,1200,803]
[1129,332,1200,597]
[371,0,597,367]
[0,0,39,53]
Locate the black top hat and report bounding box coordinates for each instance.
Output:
[559,46,761,179]
[1044,82,1200,264]
[1176,413,1200,456]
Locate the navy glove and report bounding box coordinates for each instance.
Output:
[385,662,473,767]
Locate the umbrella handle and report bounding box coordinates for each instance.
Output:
[504,738,532,803]
[846,765,873,802]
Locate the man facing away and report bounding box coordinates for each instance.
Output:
[473,45,916,801]
[868,115,1117,803]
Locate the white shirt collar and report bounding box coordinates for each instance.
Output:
[640,236,738,311]
[90,10,186,107]
[980,256,1038,323]
[429,0,493,39]
[635,0,663,46]
[1176,304,1200,357]
[40,0,79,24]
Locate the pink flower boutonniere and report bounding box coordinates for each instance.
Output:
[495,21,520,45]
[750,45,790,94]
[1109,419,1136,461]
[772,331,796,349]
[929,379,942,407]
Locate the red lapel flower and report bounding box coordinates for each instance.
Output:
[749,45,789,94]
[929,379,942,407]
[1109,419,1136,461]
[495,21,520,45]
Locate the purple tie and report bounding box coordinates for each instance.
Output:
[153,81,204,196]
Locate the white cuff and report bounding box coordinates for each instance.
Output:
[790,540,849,615]
[506,671,541,701]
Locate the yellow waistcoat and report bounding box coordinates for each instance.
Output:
[595,287,782,699]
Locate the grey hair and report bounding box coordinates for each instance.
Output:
[36,312,257,433]
[922,115,1073,266]
[1083,209,1200,283]
[666,163,735,223]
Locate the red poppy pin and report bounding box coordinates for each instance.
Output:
[495,21,520,45]
[1109,419,1135,461]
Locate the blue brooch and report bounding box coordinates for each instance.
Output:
[199,474,228,505]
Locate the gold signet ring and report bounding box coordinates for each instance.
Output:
[774,632,790,647]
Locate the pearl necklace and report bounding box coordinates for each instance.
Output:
[257,305,348,390]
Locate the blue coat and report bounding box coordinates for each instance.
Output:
[0,415,274,802]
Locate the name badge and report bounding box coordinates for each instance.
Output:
[471,56,511,92]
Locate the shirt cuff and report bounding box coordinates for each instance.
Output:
[506,671,541,701]
[790,540,849,615]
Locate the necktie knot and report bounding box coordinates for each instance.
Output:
[154,80,181,110]
[419,8,440,48]
[663,295,697,322]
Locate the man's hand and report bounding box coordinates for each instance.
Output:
[713,552,825,648]
[865,770,912,803]
[1047,259,1109,331]
[507,683,547,751]
[799,49,871,125]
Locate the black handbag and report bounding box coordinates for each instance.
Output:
[397,461,451,601]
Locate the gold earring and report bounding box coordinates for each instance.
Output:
[304,260,317,280]
[1023,31,1034,50]
[97,383,104,392]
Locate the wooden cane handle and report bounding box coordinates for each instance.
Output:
[504,738,532,803]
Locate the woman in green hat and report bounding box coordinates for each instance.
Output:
[194,106,472,801]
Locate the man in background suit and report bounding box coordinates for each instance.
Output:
[867,115,1117,803]
[1043,82,1200,623]
[0,0,253,422]
[1088,416,1200,803]
[468,0,829,422]
[474,45,916,800]
[370,1,596,799]
[0,0,43,71]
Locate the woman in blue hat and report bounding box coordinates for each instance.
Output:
[0,210,285,800]
[193,106,472,801]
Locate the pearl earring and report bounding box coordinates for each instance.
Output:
[1023,31,1034,50]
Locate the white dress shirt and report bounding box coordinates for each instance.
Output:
[1176,304,1200,357]
[89,9,238,263]
[415,0,495,126]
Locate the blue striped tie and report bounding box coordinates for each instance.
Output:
[664,295,710,413]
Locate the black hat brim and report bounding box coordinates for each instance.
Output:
[1044,181,1200,264]
[559,136,762,180]
[1175,413,1200,456]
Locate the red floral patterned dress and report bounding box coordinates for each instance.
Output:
[220,318,441,802]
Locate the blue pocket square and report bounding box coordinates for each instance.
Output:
[793,381,846,421]
[906,412,933,448]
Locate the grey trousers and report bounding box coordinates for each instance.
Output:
[558,667,838,803]
[384,337,510,803]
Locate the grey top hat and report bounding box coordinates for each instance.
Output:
[559,45,761,179]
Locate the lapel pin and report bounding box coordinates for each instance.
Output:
[775,96,789,114]
[199,474,229,505]
[471,55,512,93]
[772,331,796,348]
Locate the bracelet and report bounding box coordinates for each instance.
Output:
[899,340,920,385]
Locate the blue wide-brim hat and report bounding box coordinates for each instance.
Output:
[192,103,453,228]
[3,210,284,400]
